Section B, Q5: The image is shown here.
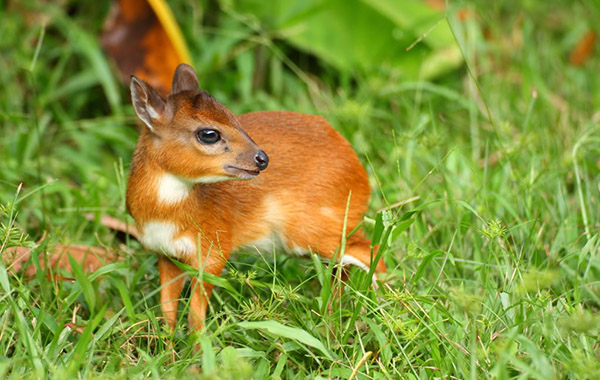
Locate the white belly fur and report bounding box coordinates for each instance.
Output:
[245,234,373,274]
[141,224,378,285]
[244,233,310,257]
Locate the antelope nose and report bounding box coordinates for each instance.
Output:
[254,150,269,171]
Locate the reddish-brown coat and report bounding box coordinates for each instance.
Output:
[127,65,385,331]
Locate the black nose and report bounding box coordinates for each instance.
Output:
[254,150,269,171]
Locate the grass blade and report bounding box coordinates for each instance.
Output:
[238,320,334,360]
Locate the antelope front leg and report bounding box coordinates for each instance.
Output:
[188,278,215,331]
[158,255,186,330]
[187,255,227,332]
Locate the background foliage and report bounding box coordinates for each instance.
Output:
[1,0,600,378]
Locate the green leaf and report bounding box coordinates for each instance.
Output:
[54,17,121,114]
[113,278,135,320]
[228,0,462,79]
[388,218,415,244]
[361,0,454,48]
[311,252,331,313]
[413,250,443,283]
[88,261,129,281]
[238,320,333,359]
[30,307,59,334]
[362,316,392,365]
[0,264,10,294]
[68,254,96,314]
[371,212,385,246]
[272,353,287,378]
[200,335,216,374]
[67,303,108,376]
[90,308,124,348]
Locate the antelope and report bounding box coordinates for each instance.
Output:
[127,64,386,332]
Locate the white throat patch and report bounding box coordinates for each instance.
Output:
[156,173,232,205]
[157,173,194,204]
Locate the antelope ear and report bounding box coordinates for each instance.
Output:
[130,76,166,131]
[171,63,199,94]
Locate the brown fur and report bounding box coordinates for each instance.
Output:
[127,64,386,332]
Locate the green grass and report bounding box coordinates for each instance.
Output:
[1,0,600,378]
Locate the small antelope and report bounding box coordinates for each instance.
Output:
[127,64,386,331]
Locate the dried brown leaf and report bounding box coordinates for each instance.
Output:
[5,243,120,278]
[570,30,597,66]
[4,246,32,272]
[101,0,189,96]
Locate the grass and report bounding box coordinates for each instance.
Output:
[1,0,600,378]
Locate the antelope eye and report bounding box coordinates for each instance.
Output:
[196,129,221,144]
